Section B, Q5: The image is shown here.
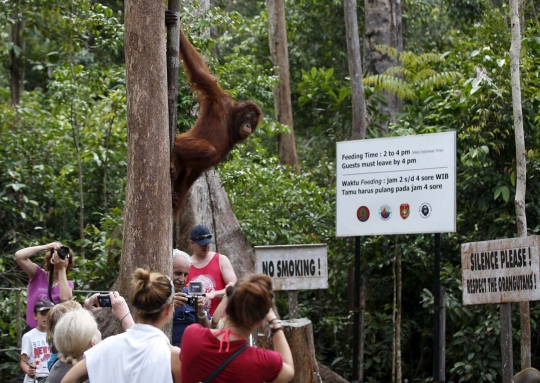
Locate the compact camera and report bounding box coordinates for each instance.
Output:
[97,294,112,307]
[57,246,70,260]
[186,281,205,306]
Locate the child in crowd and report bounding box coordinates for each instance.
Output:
[20,300,54,383]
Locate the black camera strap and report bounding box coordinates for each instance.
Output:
[199,343,248,383]
[48,262,54,302]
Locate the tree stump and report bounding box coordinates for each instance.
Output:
[257,318,320,383]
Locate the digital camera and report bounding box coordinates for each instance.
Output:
[186,281,205,306]
[57,246,70,260]
[97,294,112,307]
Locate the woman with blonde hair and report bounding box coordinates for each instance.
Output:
[46,300,81,371]
[47,309,100,383]
[180,273,294,383]
[62,269,180,383]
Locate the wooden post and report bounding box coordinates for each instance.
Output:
[257,318,320,383]
[500,303,514,382]
[16,288,22,348]
[288,290,298,319]
[166,0,180,154]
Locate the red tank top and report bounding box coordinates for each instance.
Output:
[186,253,225,316]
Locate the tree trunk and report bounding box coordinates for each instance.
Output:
[176,170,255,277]
[266,0,301,173]
[509,0,530,369]
[344,0,368,140]
[10,0,24,106]
[343,2,369,378]
[317,362,350,383]
[119,0,172,307]
[68,12,85,258]
[364,0,402,128]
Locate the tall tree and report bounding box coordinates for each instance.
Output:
[364,0,402,128]
[9,0,24,106]
[344,0,369,380]
[267,0,300,173]
[510,0,530,369]
[344,0,368,140]
[118,0,172,302]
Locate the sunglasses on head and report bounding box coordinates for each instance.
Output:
[195,234,212,240]
[36,311,49,316]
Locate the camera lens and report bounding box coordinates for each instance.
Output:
[57,246,70,260]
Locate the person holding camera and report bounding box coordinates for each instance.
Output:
[171,249,210,346]
[15,242,74,329]
[62,269,180,383]
[180,273,294,383]
[186,225,237,316]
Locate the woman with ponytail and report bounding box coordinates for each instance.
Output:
[62,269,180,383]
[180,273,295,383]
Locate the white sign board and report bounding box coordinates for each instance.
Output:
[462,236,540,305]
[336,131,456,236]
[254,244,328,291]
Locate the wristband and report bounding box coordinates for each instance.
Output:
[271,327,284,335]
[268,319,281,329]
[120,312,131,325]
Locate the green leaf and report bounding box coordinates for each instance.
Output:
[510,171,516,187]
[501,186,510,202]
[6,183,26,192]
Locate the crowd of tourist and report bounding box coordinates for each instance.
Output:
[15,225,295,383]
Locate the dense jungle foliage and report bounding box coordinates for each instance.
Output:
[1,0,540,381]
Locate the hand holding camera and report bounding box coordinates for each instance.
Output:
[50,244,70,270]
[186,281,206,307]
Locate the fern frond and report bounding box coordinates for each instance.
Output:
[384,66,405,76]
[416,71,463,90]
[364,74,416,100]
[413,68,438,82]
[374,45,399,59]
[415,53,443,66]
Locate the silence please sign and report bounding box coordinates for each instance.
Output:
[461,236,540,305]
[254,244,328,291]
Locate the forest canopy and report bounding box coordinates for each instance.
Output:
[1,0,540,382]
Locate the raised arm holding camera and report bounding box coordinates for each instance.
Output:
[15,242,74,329]
[83,291,135,330]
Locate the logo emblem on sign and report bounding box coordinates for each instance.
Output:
[400,204,410,219]
[357,206,370,222]
[419,203,432,218]
[379,205,392,220]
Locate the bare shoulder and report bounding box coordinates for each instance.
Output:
[218,253,232,264]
